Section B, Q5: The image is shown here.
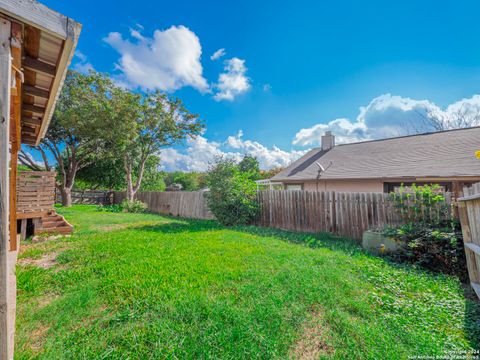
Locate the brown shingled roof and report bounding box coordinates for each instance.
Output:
[272,127,480,181]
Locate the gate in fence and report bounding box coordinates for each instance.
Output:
[458,182,480,299]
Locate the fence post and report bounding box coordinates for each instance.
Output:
[331,191,336,233]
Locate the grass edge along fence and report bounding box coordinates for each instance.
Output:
[458,182,480,299]
[114,191,214,220]
[113,189,454,241]
[257,190,454,241]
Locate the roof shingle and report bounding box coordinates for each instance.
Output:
[272,127,480,181]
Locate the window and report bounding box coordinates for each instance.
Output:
[286,184,303,191]
[384,182,451,193]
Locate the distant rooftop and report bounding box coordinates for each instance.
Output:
[272,127,480,181]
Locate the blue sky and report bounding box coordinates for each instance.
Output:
[38,0,480,170]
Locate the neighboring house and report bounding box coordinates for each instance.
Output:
[272,127,480,195]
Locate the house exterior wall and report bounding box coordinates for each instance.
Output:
[301,179,384,192]
[283,177,480,194]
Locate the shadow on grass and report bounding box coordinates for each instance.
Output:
[235,224,367,255]
[134,217,223,234]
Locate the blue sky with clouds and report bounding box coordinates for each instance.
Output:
[37,0,480,170]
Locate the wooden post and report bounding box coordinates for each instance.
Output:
[19,220,26,241]
[9,21,21,251]
[0,17,12,360]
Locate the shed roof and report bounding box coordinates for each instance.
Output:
[0,0,81,145]
[272,127,480,181]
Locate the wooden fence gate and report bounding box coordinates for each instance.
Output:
[458,182,480,299]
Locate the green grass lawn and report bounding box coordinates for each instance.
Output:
[15,205,480,359]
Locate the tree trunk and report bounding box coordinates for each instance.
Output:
[124,154,136,202]
[126,183,134,202]
[60,187,72,207]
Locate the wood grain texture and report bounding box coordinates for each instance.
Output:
[0,0,77,39]
[23,56,55,76]
[16,171,55,215]
[0,17,12,360]
[114,191,215,220]
[256,190,453,241]
[458,182,480,299]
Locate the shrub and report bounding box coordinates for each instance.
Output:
[384,184,467,279]
[389,183,450,224]
[96,204,123,213]
[120,199,148,213]
[383,221,467,279]
[205,158,260,226]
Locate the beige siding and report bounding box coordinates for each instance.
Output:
[296,179,384,192]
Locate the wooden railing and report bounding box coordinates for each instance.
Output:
[16,171,56,218]
[458,182,480,299]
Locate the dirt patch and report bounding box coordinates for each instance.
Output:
[290,309,335,359]
[32,234,70,243]
[18,252,58,269]
[35,294,60,310]
[98,224,130,232]
[29,323,51,353]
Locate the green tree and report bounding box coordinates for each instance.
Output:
[74,157,125,190]
[260,167,283,179]
[238,154,261,180]
[19,70,113,206]
[106,90,204,201]
[164,171,202,191]
[205,158,260,226]
[76,155,166,192]
[139,156,166,191]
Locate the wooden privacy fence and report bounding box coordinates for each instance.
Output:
[114,191,214,220]
[458,182,480,299]
[56,189,113,205]
[257,190,453,241]
[16,171,56,217]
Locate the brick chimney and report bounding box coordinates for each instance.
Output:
[321,131,335,151]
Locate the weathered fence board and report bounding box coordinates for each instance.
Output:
[114,191,214,220]
[16,171,55,216]
[257,190,453,241]
[458,182,480,299]
[56,189,113,205]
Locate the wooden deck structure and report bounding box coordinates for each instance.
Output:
[17,171,73,238]
[0,1,80,358]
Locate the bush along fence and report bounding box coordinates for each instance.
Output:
[56,189,113,205]
[256,190,453,241]
[458,182,480,299]
[113,191,214,220]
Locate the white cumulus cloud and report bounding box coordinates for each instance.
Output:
[225,130,307,169]
[160,131,306,172]
[210,48,226,61]
[104,25,209,92]
[73,50,94,74]
[293,94,480,146]
[213,58,251,101]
